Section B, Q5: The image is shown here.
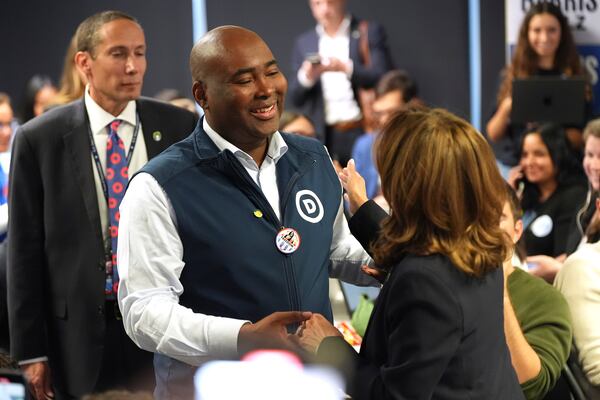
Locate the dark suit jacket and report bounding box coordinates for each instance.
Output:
[288,17,393,141]
[7,97,196,396]
[317,201,524,399]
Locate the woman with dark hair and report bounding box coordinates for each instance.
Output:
[525,119,600,281]
[509,123,587,280]
[296,108,524,399]
[21,74,57,123]
[486,2,587,176]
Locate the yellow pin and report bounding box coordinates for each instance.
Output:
[253,210,263,218]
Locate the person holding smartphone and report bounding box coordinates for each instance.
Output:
[288,0,393,166]
[508,124,586,282]
[486,2,588,178]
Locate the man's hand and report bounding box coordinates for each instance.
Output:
[238,311,312,356]
[301,61,326,82]
[21,361,53,400]
[294,313,342,354]
[321,57,351,74]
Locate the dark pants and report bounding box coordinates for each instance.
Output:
[325,125,365,167]
[55,302,155,399]
[94,301,155,393]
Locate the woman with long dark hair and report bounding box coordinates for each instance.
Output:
[509,124,587,281]
[486,2,587,176]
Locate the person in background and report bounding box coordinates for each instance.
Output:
[49,33,88,107]
[486,2,587,177]
[296,108,523,399]
[154,88,198,116]
[566,118,600,253]
[555,196,600,388]
[20,74,57,122]
[289,0,393,166]
[0,93,16,353]
[279,111,317,138]
[351,69,420,200]
[508,124,586,282]
[8,11,196,399]
[500,183,572,399]
[0,94,14,230]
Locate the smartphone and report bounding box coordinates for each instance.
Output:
[0,369,28,400]
[526,262,538,270]
[305,53,321,65]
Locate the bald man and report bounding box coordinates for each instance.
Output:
[118,25,376,398]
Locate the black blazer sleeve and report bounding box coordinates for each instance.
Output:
[317,265,463,399]
[348,199,387,257]
[7,129,48,360]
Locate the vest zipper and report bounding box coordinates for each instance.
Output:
[226,153,299,312]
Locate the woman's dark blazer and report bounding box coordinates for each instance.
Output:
[317,200,524,399]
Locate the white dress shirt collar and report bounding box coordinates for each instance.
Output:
[202,117,288,167]
[315,14,351,38]
[84,85,137,135]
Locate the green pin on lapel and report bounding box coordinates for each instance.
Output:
[152,131,162,142]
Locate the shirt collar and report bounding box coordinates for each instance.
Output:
[84,85,137,135]
[315,14,351,38]
[202,117,288,164]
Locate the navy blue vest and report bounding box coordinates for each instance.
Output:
[140,124,342,398]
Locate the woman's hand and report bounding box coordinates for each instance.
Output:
[507,166,523,190]
[339,159,369,215]
[527,254,563,283]
[294,313,342,354]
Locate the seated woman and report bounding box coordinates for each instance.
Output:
[566,118,600,253]
[555,197,600,388]
[523,119,600,283]
[486,2,588,177]
[296,108,524,399]
[508,124,587,282]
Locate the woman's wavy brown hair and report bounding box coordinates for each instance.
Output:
[372,108,510,277]
[497,2,583,104]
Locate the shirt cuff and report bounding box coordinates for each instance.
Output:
[297,68,316,88]
[345,59,354,78]
[208,317,252,359]
[18,356,48,365]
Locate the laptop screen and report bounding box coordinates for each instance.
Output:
[511,77,586,125]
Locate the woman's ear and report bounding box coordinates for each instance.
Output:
[513,219,524,243]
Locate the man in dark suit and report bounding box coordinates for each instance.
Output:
[7,11,196,400]
[288,0,393,166]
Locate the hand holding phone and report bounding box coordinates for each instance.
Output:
[305,53,321,65]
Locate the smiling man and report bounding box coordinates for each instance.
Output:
[117,25,376,398]
[7,11,196,400]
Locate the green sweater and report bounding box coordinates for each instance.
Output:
[508,268,573,400]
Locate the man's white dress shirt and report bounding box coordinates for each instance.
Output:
[118,119,375,366]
